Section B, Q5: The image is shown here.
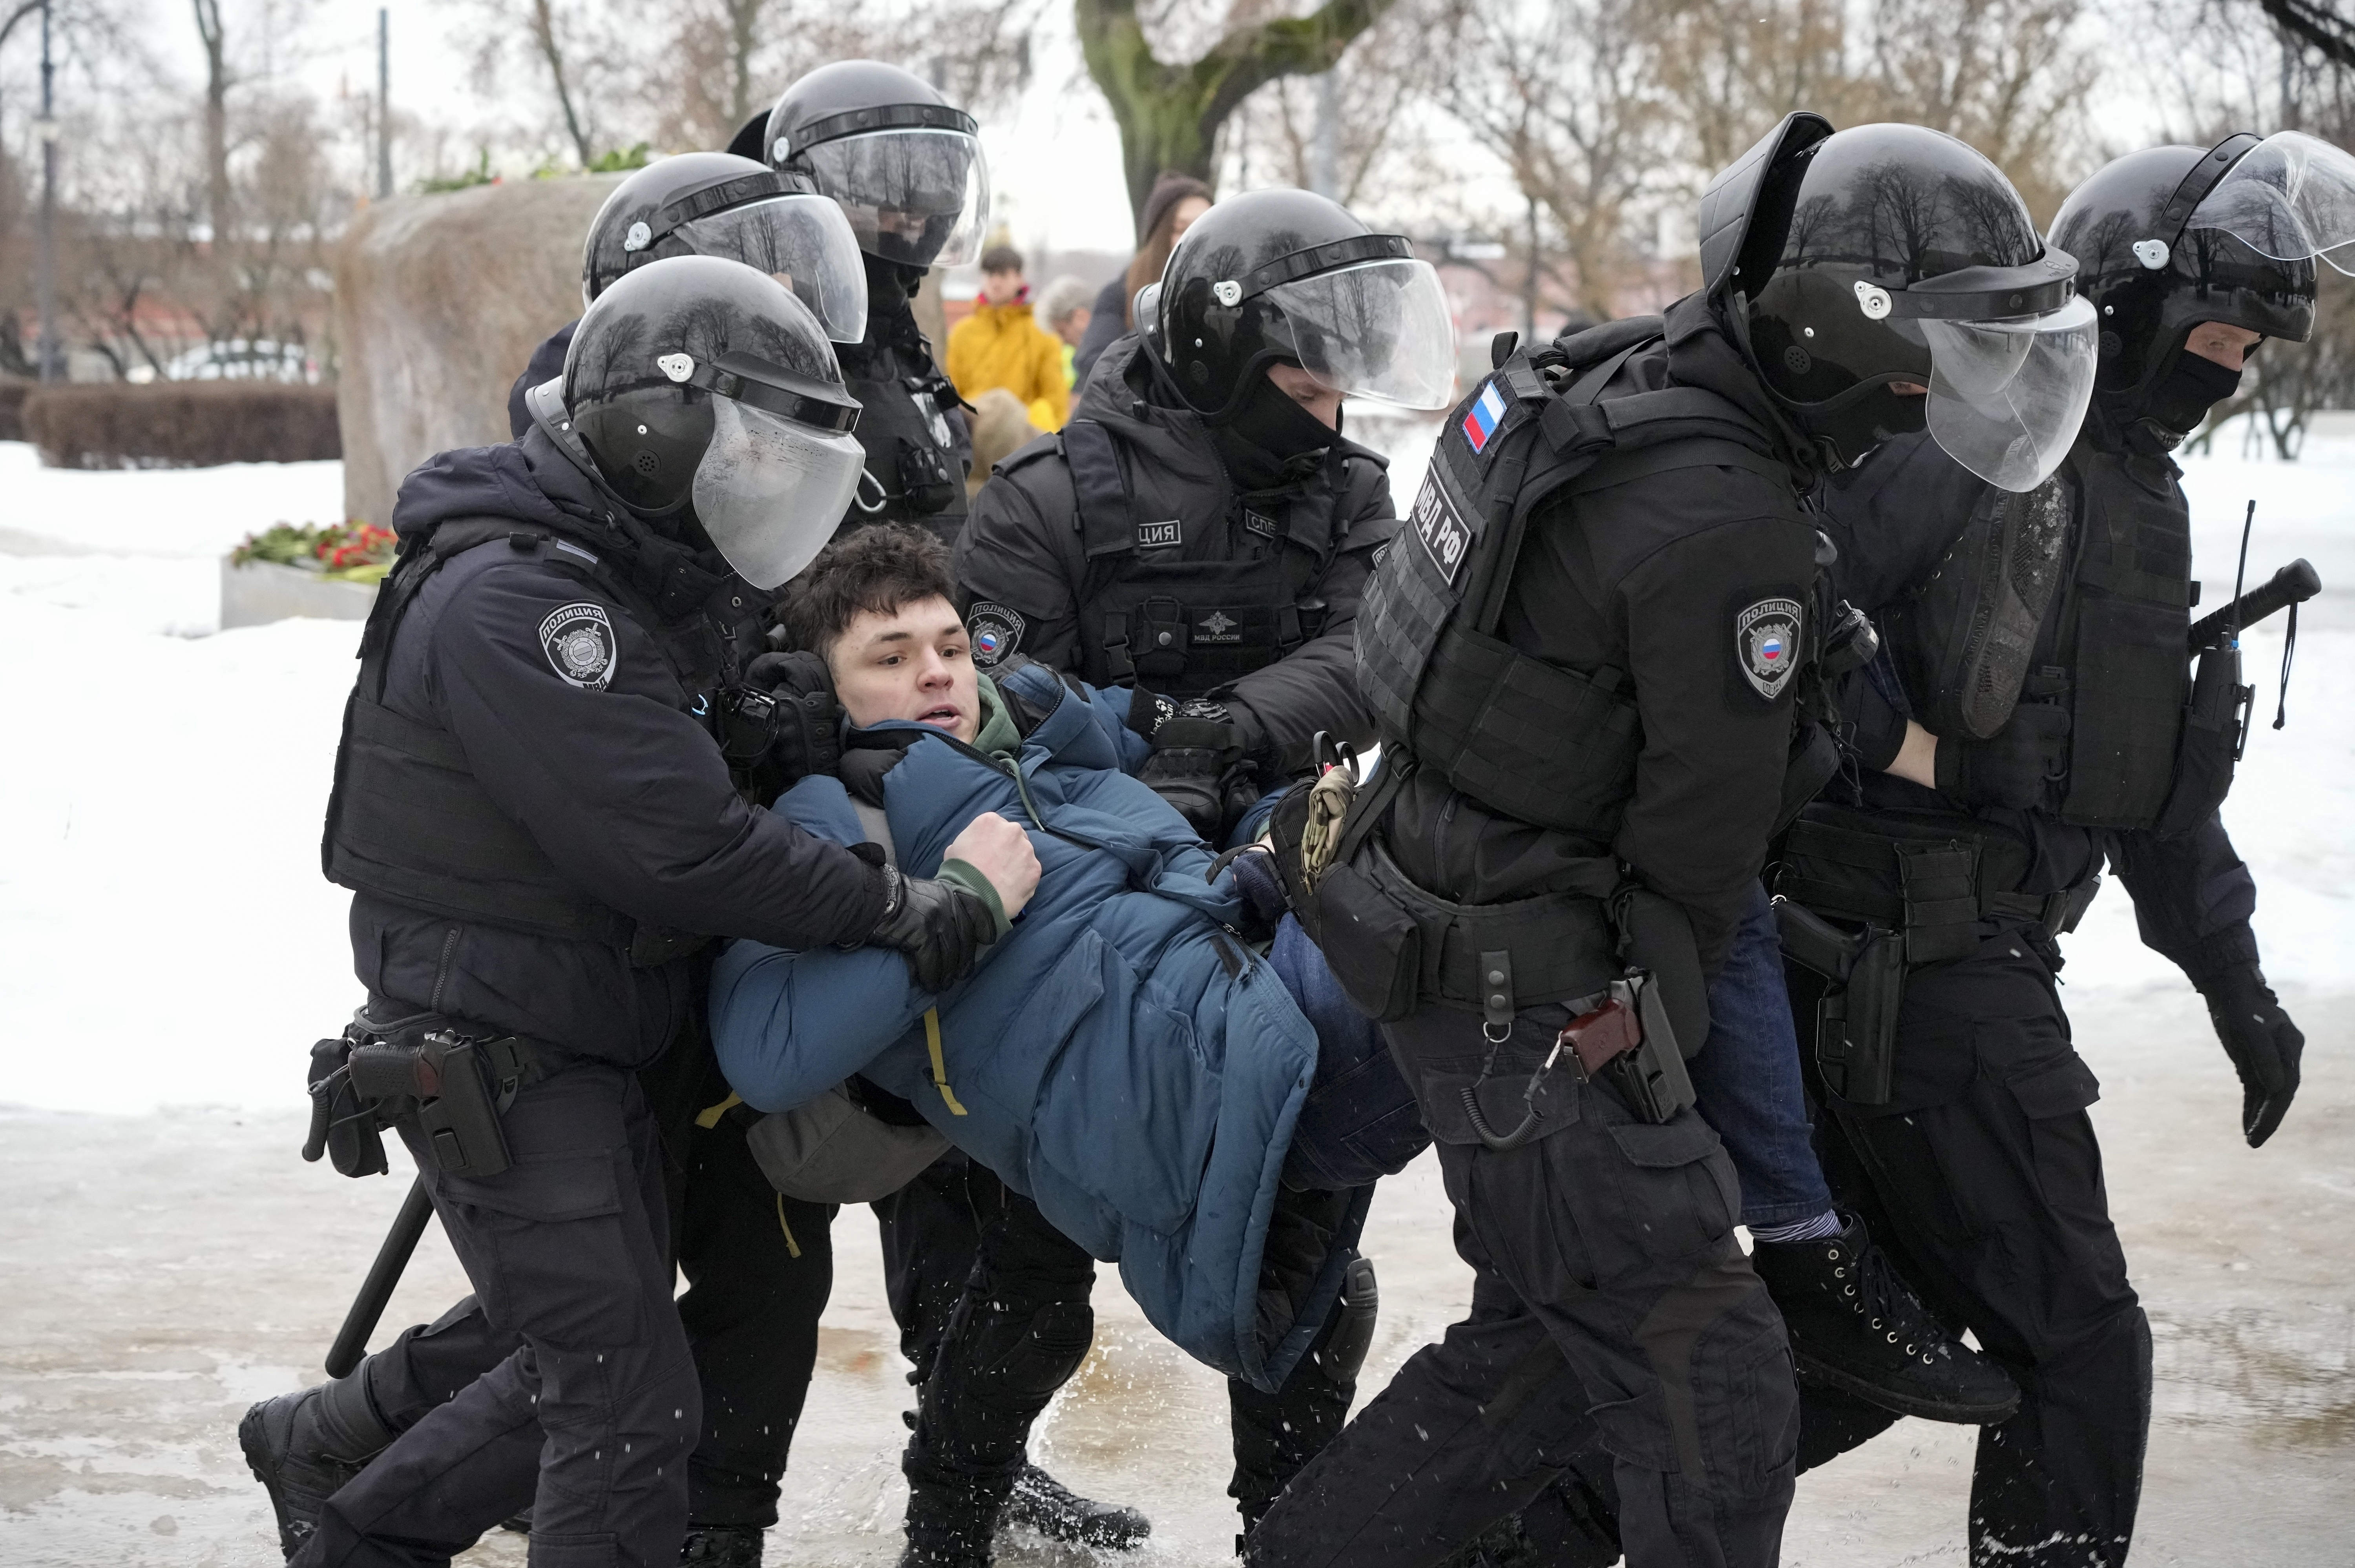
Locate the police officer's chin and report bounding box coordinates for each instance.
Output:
[1798,381,1930,473]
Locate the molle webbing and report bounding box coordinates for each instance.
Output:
[1777,808,2097,963]
[1406,622,1640,837]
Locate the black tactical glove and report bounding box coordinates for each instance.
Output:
[728,651,844,796]
[1933,704,2071,810]
[866,863,997,993]
[2197,965,2304,1148]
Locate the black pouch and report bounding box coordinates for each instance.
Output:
[2154,643,2250,837]
[1814,925,1905,1107]
[303,1033,390,1178]
[1312,861,1424,1023]
[343,1032,518,1179]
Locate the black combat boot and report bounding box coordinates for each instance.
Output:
[898,1473,1000,1568]
[680,1524,765,1565]
[238,1376,396,1559]
[1749,1212,2020,1423]
[1001,1460,1151,1550]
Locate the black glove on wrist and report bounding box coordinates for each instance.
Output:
[1139,707,1245,842]
[1933,704,2070,810]
[730,651,844,796]
[2197,964,2303,1148]
[866,863,997,993]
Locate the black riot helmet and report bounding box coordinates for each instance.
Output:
[544,255,866,590]
[580,152,867,343]
[759,61,990,270]
[1705,116,2096,491]
[2049,134,2331,445]
[1152,188,1457,422]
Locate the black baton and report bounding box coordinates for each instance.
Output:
[2187,558,2322,652]
[325,1177,435,1378]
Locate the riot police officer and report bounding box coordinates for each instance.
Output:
[870,189,1448,1566]
[1244,119,2097,1568]
[1777,131,2325,1566]
[245,156,880,1568]
[265,255,1032,1568]
[730,60,988,547]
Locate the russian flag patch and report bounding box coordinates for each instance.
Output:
[1461,380,1508,454]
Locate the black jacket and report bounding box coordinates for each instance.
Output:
[1071,273,1132,396]
[352,430,888,1065]
[1817,428,2259,981]
[953,334,1397,773]
[1386,294,1824,972]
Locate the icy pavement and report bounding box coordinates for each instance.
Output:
[2,435,2351,1563]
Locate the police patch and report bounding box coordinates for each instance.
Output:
[1735,596,1803,700]
[539,602,617,690]
[1243,508,1278,540]
[1137,519,1183,550]
[1409,473,1473,584]
[967,602,1024,668]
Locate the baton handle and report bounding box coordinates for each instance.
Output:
[325,1178,434,1378]
[2188,558,2322,652]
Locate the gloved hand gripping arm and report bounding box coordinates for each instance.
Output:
[861,811,1041,992]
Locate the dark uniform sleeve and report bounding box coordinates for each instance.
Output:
[1227,459,1398,772]
[1818,429,1986,615]
[431,560,887,948]
[1615,514,1819,971]
[955,455,1083,673]
[2108,813,2261,984]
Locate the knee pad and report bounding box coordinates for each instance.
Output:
[974,1300,1095,1402]
[1317,1255,1380,1384]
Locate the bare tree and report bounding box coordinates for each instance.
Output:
[193,0,231,236]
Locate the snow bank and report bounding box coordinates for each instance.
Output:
[0,431,2346,1115]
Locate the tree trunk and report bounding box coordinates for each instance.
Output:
[727,0,762,132]
[1074,0,1397,226]
[193,0,230,243]
[529,0,595,168]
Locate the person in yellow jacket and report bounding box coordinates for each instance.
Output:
[947,244,1070,432]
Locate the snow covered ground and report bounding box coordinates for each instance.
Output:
[2,432,2350,1565]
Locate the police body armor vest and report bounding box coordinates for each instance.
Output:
[1061,418,1335,701]
[1887,445,2202,832]
[1355,319,1794,837]
[842,353,967,548]
[320,518,730,965]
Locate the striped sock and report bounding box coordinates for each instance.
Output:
[1751,1209,1844,1245]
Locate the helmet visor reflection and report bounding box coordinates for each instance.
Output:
[1910,295,2097,492]
[2189,130,2355,275]
[677,194,869,344]
[804,129,990,269]
[1263,258,1457,410]
[690,396,866,590]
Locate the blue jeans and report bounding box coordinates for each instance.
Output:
[1688,882,1835,1228]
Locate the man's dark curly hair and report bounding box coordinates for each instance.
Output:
[777,523,958,657]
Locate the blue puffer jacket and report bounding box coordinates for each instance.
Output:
[709,660,1369,1391]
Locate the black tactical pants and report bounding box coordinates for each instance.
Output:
[1790,929,2151,1566]
[893,1168,1364,1535]
[330,1079,836,1532]
[1247,1005,1797,1568]
[296,1064,700,1568]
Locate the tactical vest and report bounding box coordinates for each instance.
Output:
[1061,418,1336,700]
[1355,319,1795,838]
[1886,445,2203,832]
[320,518,737,965]
[842,360,967,548]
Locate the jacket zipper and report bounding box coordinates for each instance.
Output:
[427,926,460,1014]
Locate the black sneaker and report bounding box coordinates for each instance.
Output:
[1000,1460,1152,1550]
[680,1524,764,1565]
[238,1389,369,1561]
[1751,1213,2020,1424]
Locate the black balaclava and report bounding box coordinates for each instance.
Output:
[1210,370,1336,494]
[2134,347,2245,452]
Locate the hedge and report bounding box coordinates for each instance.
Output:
[22,381,341,468]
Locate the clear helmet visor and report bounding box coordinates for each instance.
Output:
[690,396,866,590]
[676,194,868,344]
[1263,257,1457,410]
[1899,294,2097,492]
[803,129,990,270]
[2188,129,2355,275]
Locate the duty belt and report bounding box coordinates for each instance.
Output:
[1776,811,2101,966]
